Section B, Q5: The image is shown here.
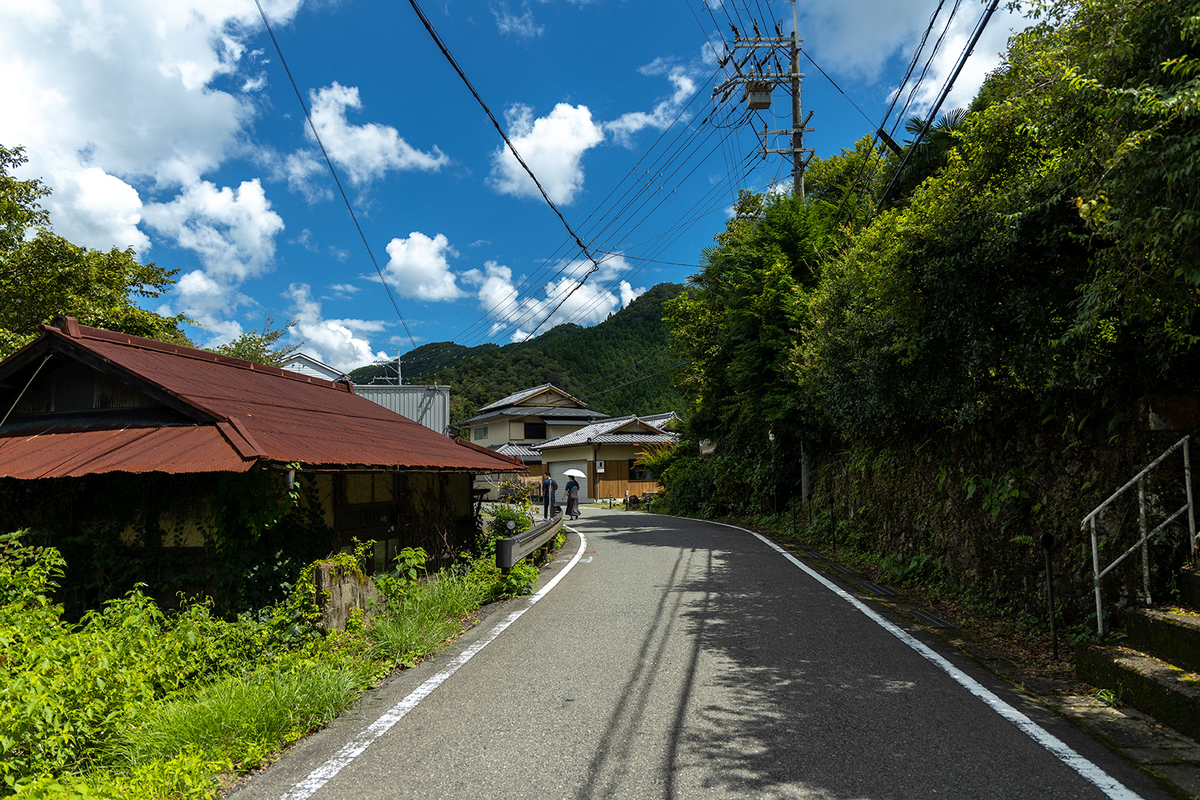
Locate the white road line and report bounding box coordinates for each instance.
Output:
[718,522,1142,800]
[280,529,588,800]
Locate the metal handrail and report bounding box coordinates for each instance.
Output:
[496,512,563,572]
[1082,435,1195,638]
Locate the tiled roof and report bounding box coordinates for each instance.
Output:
[0,320,524,479]
[536,414,679,450]
[589,432,677,445]
[477,384,587,412]
[460,406,610,426]
[489,442,542,463]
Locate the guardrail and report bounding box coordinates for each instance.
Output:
[496,512,564,572]
[1082,435,1195,638]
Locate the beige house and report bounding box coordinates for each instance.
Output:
[462,385,609,499]
[536,413,678,502]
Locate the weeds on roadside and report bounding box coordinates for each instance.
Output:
[0,525,559,799]
[113,664,361,770]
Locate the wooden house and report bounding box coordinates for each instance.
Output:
[536,413,678,502]
[0,318,522,611]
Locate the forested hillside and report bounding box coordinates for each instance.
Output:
[654,0,1200,620]
[349,283,687,421]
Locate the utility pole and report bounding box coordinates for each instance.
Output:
[711,0,813,199]
[370,349,404,385]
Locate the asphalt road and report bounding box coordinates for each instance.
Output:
[230,508,1171,800]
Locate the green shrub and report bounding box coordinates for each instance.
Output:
[113,666,359,770]
[493,561,538,599]
[0,526,552,795]
[485,504,534,542]
[368,568,483,666]
[374,547,430,609]
[11,752,229,799]
[877,553,946,589]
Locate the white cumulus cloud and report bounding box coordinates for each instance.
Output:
[383,231,464,302]
[142,179,284,282]
[492,1,543,38]
[799,0,1034,116]
[172,269,254,334]
[607,61,698,146]
[46,166,150,253]
[461,255,643,342]
[307,82,449,185]
[489,103,605,205]
[0,0,303,280]
[143,179,284,333]
[285,283,389,372]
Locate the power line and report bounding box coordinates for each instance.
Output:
[890,0,964,138]
[589,360,691,398]
[452,93,753,347]
[449,66,734,343]
[878,0,1001,205]
[405,0,602,278]
[831,0,953,229]
[801,50,876,129]
[252,0,417,350]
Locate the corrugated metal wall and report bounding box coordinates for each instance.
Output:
[353,385,450,433]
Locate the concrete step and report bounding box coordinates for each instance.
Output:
[1118,606,1200,673]
[1075,642,1200,742]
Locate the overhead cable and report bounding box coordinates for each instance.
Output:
[252,0,417,350]
[405,0,601,278]
[878,0,1001,205]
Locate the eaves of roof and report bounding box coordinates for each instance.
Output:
[534,413,677,450]
[588,432,678,446]
[490,442,543,463]
[0,320,524,478]
[0,425,253,479]
[460,407,609,425]
[477,383,588,413]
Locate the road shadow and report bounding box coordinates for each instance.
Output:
[584,512,1099,800]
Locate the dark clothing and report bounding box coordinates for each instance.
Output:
[565,479,580,519]
[542,476,557,518]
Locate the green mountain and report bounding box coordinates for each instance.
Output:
[347,283,688,423]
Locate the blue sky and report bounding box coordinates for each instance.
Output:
[0,0,1032,371]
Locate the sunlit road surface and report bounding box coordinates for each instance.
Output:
[230,508,1167,800]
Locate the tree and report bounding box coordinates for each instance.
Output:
[0,146,189,357]
[211,318,302,367]
[883,108,969,201]
[793,0,1200,435]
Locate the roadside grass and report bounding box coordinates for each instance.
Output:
[1,529,551,799]
[368,568,488,666]
[113,663,363,770]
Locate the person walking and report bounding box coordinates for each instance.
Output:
[565,475,580,520]
[541,472,557,519]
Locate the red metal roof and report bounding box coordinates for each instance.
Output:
[0,426,252,478]
[0,321,525,478]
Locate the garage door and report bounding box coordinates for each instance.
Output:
[550,460,590,502]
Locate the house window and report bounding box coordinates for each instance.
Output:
[523,421,546,440]
[630,460,654,482]
[474,426,488,441]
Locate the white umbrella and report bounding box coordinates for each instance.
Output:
[563,468,586,478]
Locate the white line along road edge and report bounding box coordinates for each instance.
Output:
[280,529,588,800]
[721,523,1142,800]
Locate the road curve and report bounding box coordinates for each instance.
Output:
[230,508,1168,800]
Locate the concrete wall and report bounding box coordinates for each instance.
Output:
[312,561,382,632]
